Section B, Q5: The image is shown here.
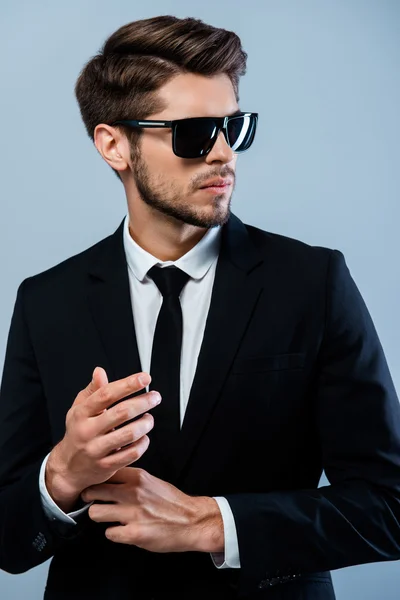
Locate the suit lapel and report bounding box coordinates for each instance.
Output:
[86,212,264,482]
[87,217,141,384]
[173,214,264,481]
[86,218,161,474]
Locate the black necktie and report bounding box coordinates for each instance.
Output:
[146,265,191,472]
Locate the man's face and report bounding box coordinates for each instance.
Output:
[127,72,239,229]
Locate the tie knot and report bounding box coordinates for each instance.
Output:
[147,265,191,298]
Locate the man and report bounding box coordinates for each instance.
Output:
[0,14,399,600]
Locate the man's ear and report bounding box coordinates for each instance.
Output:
[94,124,130,174]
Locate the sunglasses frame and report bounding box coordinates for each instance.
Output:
[111,112,258,158]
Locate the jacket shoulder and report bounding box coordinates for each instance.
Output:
[21,228,117,294]
[244,222,336,263]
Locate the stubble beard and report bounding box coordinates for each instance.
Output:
[130,151,233,229]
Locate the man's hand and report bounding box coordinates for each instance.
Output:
[45,367,162,512]
[81,467,224,554]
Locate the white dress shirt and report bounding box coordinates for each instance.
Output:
[39,213,241,569]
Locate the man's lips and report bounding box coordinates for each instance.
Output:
[199,183,231,193]
[200,178,232,188]
[202,184,228,188]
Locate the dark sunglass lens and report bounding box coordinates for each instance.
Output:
[174,119,218,158]
[227,115,257,152]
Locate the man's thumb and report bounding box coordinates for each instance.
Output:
[86,366,108,396]
[78,367,108,402]
[75,367,109,406]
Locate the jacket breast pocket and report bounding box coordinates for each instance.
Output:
[231,352,305,374]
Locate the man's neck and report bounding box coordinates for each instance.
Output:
[128,223,208,262]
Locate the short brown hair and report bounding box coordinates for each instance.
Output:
[74,15,248,180]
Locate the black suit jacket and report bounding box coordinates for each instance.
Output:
[1,212,400,600]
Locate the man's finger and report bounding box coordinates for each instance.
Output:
[105,525,131,543]
[81,484,115,503]
[84,373,151,416]
[107,467,137,483]
[75,366,109,406]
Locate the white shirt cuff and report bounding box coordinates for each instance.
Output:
[39,452,92,525]
[209,496,241,568]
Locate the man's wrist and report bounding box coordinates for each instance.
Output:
[45,443,81,512]
[189,496,224,553]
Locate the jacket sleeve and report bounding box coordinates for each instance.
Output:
[224,249,400,597]
[0,279,89,574]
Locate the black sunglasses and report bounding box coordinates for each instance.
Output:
[111,111,258,159]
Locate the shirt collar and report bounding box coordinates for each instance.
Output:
[123,213,222,282]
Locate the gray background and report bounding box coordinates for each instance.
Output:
[0,0,399,598]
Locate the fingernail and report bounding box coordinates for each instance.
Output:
[151,392,161,404]
[139,374,150,386]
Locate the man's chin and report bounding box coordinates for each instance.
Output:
[180,207,230,229]
[144,195,231,228]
